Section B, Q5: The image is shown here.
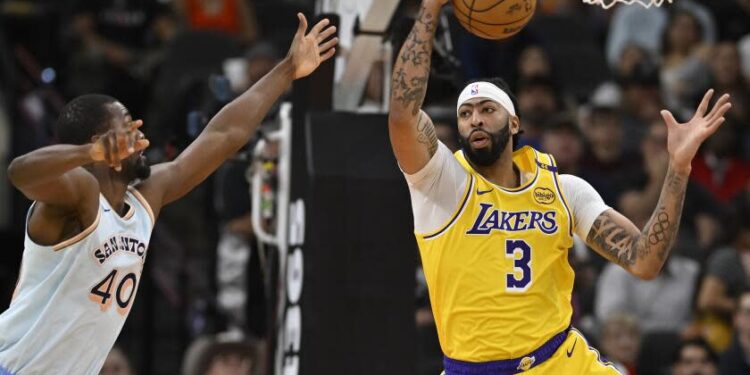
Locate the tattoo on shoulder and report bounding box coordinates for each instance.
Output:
[416,112,438,156]
[587,212,640,266]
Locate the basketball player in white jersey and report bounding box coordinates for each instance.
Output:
[0,14,337,375]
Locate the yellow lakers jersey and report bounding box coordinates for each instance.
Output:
[416,146,575,362]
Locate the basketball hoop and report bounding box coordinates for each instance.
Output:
[582,0,673,9]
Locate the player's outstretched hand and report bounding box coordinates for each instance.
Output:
[660,89,732,174]
[90,119,150,172]
[287,13,339,79]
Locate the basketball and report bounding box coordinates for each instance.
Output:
[452,0,537,40]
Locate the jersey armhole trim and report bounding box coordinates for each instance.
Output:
[422,174,475,240]
[128,187,155,225]
[548,155,574,237]
[52,209,102,252]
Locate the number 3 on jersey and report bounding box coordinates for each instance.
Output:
[89,269,138,316]
[505,239,532,292]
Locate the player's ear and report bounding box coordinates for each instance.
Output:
[509,115,520,135]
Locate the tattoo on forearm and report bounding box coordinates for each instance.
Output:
[391,6,437,116]
[587,212,640,266]
[588,167,687,269]
[416,112,438,155]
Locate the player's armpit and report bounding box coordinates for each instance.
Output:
[389,109,439,174]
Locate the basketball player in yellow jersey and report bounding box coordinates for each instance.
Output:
[388,1,732,374]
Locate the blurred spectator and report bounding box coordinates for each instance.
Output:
[719,289,750,374]
[710,42,750,121]
[606,5,666,70]
[690,120,750,204]
[66,0,175,116]
[600,314,641,375]
[660,9,712,118]
[100,346,135,375]
[516,45,552,83]
[617,44,652,80]
[579,105,641,206]
[595,253,699,335]
[620,62,664,152]
[704,0,750,41]
[515,75,562,149]
[358,59,386,113]
[606,0,715,70]
[540,116,583,175]
[697,198,750,351]
[174,0,259,44]
[183,336,261,375]
[708,42,750,161]
[425,106,459,152]
[671,338,719,375]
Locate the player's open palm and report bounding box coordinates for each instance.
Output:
[661,89,732,172]
[90,119,150,171]
[287,13,338,79]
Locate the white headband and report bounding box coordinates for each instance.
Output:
[456,81,516,117]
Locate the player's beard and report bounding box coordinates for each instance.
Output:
[459,120,511,167]
[122,154,151,182]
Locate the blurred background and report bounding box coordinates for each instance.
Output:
[1,0,750,374]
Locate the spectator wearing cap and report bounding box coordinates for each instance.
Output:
[719,288,750,375]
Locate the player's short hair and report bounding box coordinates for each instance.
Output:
[462,77,523,149]
[56,94,118,145]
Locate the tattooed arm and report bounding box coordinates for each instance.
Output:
[388,0,447,174]
[586,90,732,280]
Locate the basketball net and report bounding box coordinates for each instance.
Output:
[582,0,673,9]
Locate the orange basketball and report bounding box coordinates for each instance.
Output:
[452,0,537,40]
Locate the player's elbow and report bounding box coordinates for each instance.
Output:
[629,264,660,281]
[7,156,26,188]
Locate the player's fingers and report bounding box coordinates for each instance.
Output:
[310,18,330,37]
[706,102,732,125]
[128,119,144,131]
[705,117,726,135]
[320,47,337,63]
[695,89,714,118]
[317,25,337,43]
[126,132,136,154]
[706,95,731,121]
[296,13,308,36]
[660,110,678,128]
[319,37,338,53]
[134,138,150,152]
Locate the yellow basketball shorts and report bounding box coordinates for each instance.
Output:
[441,328,622,374]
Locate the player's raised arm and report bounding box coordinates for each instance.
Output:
[585,90,732,280]
[139,13,337,212]
[388,0,449,174]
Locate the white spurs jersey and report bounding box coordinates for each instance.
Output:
[0,187,154,375]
